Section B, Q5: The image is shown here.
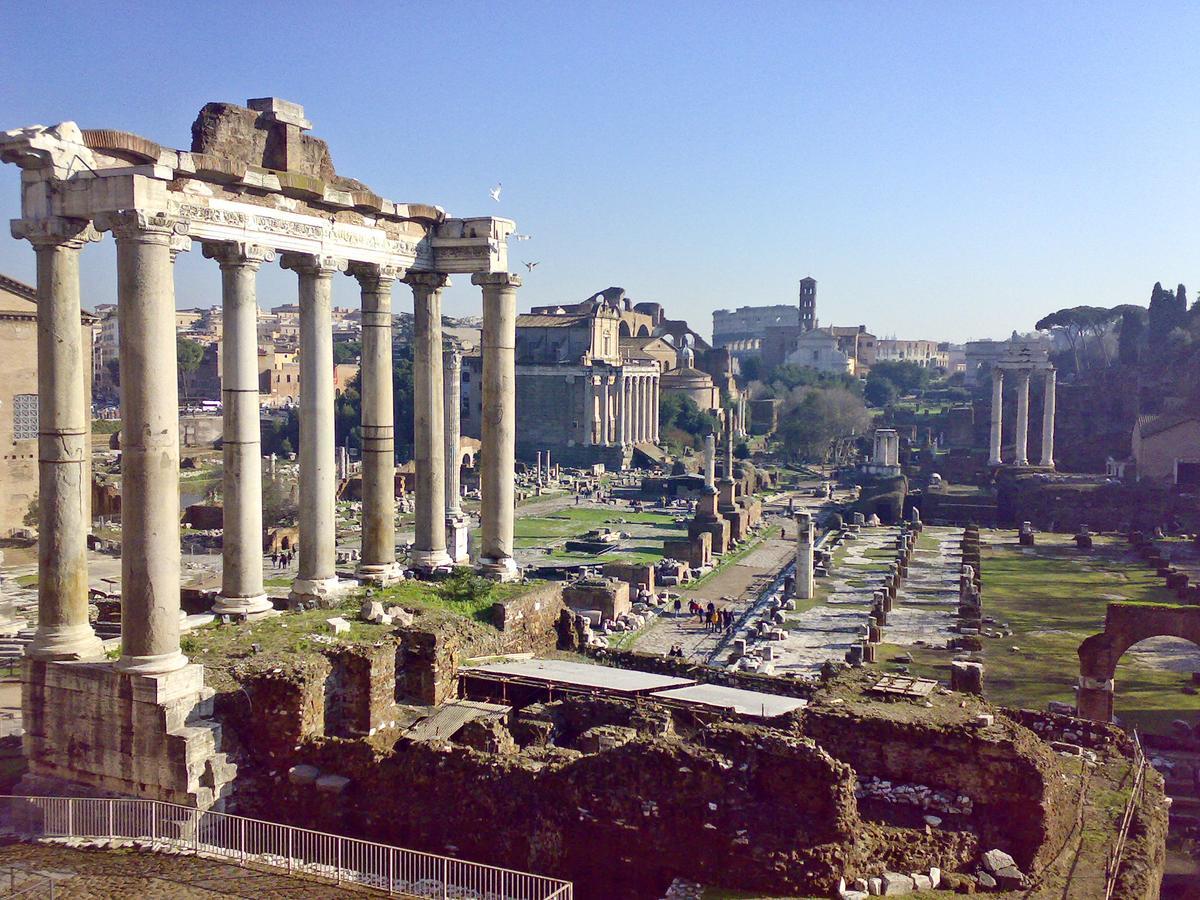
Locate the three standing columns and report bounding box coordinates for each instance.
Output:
[101,211,190,674]
[474,272,522,581]
[207,242,273,617]
[352,263,403,583]
[989,365,1056,468]
[408,273,452,571]
[282,253,347,605]
[15,218,103,660]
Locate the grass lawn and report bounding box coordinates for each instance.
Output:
[491,505,688,565]
[980,532,1200,733]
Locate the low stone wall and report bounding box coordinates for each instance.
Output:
[242,705,861,899]
[490,582,566,653]
[802,705,1075,874]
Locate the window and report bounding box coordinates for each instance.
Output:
[13,394,37,441]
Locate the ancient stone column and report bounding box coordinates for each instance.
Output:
[652,376,660,442]
[795,511,814,599]
[408,273,452,571]
[352,263,402,583]
[989,367,1004,466]
[102,210,190,674]
[1040,368,1056,468]
[443,347,469,564]
[14,218,103,660]
[704,433,716,487]
[473,272,522,581]
[282,253,347,605]
[617,373,628,446]
[584,376,596,445]
[206,242,274,616]
[631,375,641,443]
[1014,369,1031,467]
[643,376,652,442]
[600,376,612,446]
[544,450,552,482]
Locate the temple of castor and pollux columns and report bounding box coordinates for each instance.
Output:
[0,97,523,807]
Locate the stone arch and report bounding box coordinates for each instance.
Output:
[1076,603,1200,720]
[636,324,650,337]
[619,320,632,338]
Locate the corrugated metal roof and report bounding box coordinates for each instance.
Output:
[652,684,807,718]
[463,659,694,693]
[403,700,510,742]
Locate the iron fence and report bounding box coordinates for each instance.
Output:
[0,795,572,900]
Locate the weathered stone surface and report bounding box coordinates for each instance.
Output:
[880,872,913,895]
[980,848,1016,874]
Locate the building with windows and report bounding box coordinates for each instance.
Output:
[875,338,948,369]
[0,273,94,537]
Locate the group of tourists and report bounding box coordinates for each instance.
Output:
[675,599,735,634]
[269,550,295,569]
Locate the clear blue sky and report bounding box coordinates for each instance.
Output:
[1,1,1196,342]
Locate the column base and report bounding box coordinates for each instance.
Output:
[114,648,190,676]
[1040,458,1055,469]
[410,548,453,573]
[478,555,519,582]
[988,456,1003,466]
[446,515,470,566]
[26,624,104,662]
[288,576,346,609]
[355,562,405,586]
[211,593,274,618]
[1014,458,1029,467]
[22,658,235,809]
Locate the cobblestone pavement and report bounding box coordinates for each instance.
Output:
[0,842,367,898]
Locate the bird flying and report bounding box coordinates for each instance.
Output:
[489,183,502,202]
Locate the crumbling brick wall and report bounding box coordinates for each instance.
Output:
[490,582,565,653]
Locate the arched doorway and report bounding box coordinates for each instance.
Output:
[1077,604,1200,721]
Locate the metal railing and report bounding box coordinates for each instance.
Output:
[1103,731,1147,900]
[0,795,572,900]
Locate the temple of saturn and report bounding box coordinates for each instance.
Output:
[988,356,1056,468]
[0,97,521,806]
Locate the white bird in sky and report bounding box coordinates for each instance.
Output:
[489,183,502,202]
[523,261,539,272]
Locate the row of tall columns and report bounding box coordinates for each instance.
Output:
[988,366,1056,468]
[611,372,659,446]
[18,207,525,676]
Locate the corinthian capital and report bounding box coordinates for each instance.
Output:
[11,217,101,249]
[202,241,276,270]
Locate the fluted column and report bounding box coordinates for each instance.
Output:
[989,367,1004,466]
[631,375,642,444]
[206,242,274,616]
[641,375,651,442]
[98,210,189,674]
[600,376,612,446]
[652,377,660,442]
[351,263,402,583]
[407,273,451,571]
[1014,369,1031,466]
[584,376,596,445]
[13,218,103,659]
[473,272,521,581]
[1040,368,1056,468]
[617,373,628,446]
[281,253,347,604]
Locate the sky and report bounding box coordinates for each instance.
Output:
[1,1,1197,342]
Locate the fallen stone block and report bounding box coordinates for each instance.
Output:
[880,871,914,895]
[326,617,351,635]
[315,773,351,794]
[287,764,320,785]
[981,849,1016,874]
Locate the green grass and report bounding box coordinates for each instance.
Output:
[980,533,1200,733]
[371,572,537,624]
[15,574,37,588]
[502,506,687,565]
